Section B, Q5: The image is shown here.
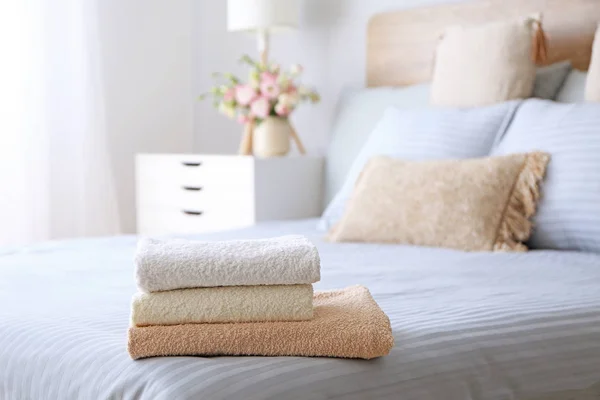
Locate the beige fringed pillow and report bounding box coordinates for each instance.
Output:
[585,24,600,102]
[431,16,547,107]
[329,153,550,252]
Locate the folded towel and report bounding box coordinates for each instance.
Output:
[128,285,393,360]
[131,285,314,326]
[135,235,321,292]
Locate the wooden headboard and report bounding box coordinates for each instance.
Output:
[367,0,600,87]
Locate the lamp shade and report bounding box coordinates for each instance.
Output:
[227,0,301,33]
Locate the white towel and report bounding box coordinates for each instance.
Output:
[131,285,314,326]
[135,235,321,292]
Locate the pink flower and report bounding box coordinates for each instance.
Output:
[286,84,298,95]
[223,88,235,102]
[274,102,291,117]
[260,82,280,99]
[235,84,257,106]
[237,114,251,124]
[259,72,280,99]
[261,72,277,84]
[250,96,270,119]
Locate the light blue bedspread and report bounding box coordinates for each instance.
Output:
[1,219,600,400]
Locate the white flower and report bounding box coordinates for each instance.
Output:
[277,73,291,90]
[277,93,298,108]
[274,102,291,116]
[298,86,311,96]
[290,64,303,75]
[270,63,281,73]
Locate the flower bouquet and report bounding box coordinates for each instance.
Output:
[200,55,320,156]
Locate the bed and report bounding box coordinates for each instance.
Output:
[1,220,600,399]
[3,1,600,399]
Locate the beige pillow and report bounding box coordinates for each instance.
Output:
[431,16,542,107]
[585,25,600,102]
[329,153,550,252]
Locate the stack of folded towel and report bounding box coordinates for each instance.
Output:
[128,235,393,360]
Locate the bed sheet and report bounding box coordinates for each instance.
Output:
[1,219,599,400]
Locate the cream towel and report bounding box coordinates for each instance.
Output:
[128,285,394,360]
[135,235,320,292]
[131,285,314,326]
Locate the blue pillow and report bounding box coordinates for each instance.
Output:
[319,101,521,231]
[492,99,600,253]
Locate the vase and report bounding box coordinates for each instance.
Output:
[252,116,291,157]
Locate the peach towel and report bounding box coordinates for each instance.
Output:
[128,285,394,360]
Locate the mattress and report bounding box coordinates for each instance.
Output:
[1,219,600,400]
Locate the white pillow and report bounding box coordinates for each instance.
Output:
[319,101,521,231]
[324,84,430,205]
[585,24,600,101]
[430,17,538,107]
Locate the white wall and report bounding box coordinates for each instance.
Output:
[96,0,467,232]
[193,0,463,155]
[98,0,194,233]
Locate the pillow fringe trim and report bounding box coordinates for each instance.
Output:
[493,152,550,252]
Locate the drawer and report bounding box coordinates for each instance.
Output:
[137,206,254,235]
[137,156,254,188]
[137,182,254,209]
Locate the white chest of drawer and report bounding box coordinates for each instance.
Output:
[135,154,324,235]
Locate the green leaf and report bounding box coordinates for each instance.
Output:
[239,54,257,67]
[223,73,240,84]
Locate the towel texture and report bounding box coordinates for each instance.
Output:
[128,285,393,360]
[135,235,321,292]
[131,285,314,326]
